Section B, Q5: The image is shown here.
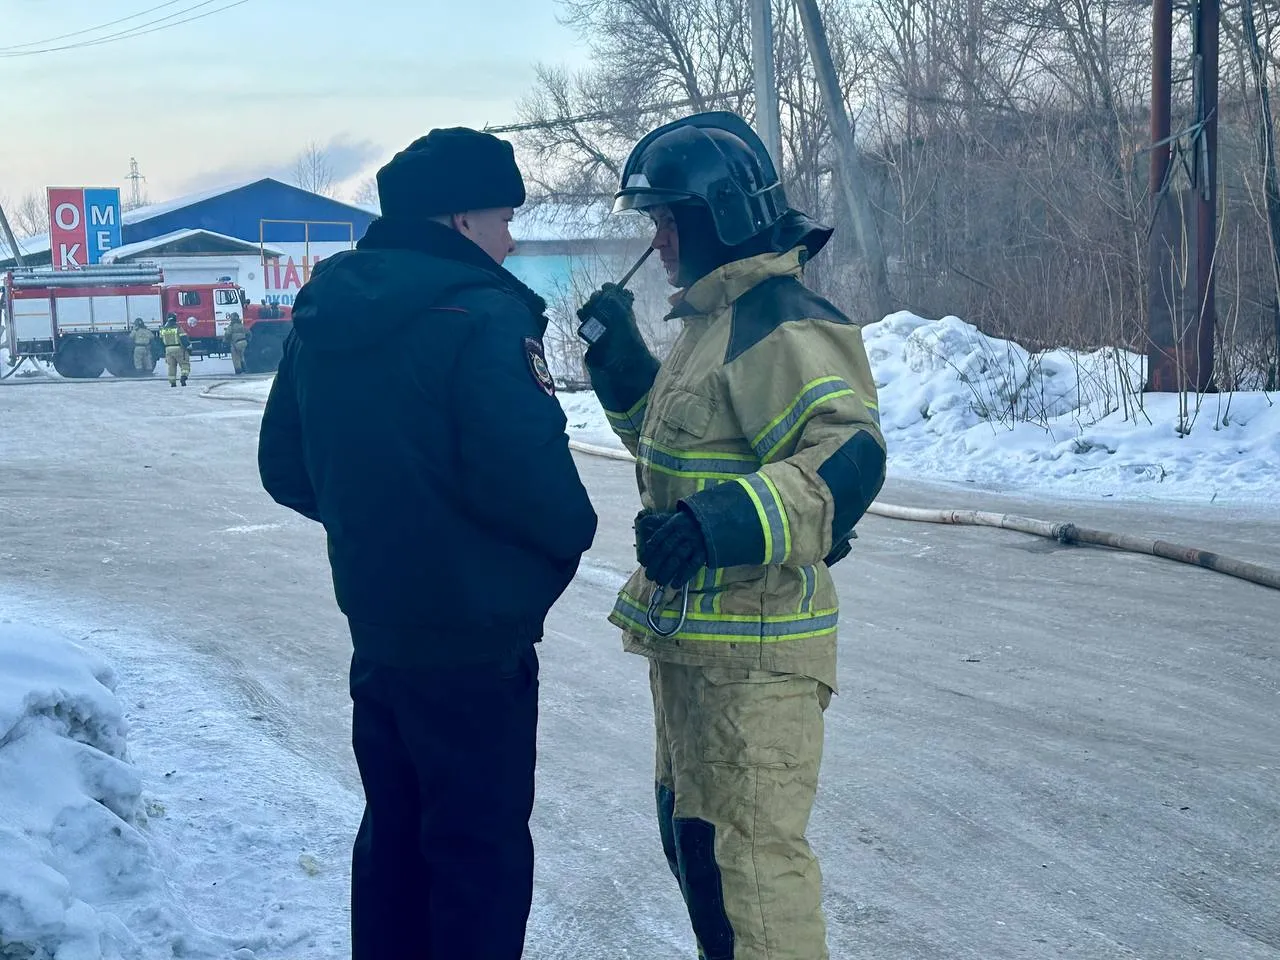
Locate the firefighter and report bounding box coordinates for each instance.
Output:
[130,318,154,375]
[224,312,249,374]
[160,314,191,386]
[577,112,887,960]
[257,127,597,959]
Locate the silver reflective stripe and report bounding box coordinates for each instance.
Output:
[637,440,759,477]
[612,594,838,640]
[605,396,649,436]
[800,565,816,614]
[741,473,789,564]
[753,378,854,461]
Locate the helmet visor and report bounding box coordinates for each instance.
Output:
[612,187,696,215]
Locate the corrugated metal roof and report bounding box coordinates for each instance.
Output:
[102,228,286,262]
[6,178,374,260]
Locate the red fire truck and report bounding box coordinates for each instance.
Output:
[1,262,292,378]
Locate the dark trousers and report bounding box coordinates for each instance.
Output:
[349,645,539,959]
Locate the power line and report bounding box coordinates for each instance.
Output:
[0,0,189,52]
[0,0,250,58]
[0,0,232,56]
[484,89,751,134]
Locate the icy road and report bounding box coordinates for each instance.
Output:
[1,375,1278,959]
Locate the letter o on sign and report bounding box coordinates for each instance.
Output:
[54,203,81,230]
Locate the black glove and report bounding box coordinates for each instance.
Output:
[641,510,709,588]
[577,283,645,364]
[634,509,668,566]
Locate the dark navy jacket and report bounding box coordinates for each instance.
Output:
[258,220,597,668]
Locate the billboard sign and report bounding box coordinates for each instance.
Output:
[46,187,122,269]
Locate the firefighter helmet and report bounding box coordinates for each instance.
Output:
[612,111,788,247]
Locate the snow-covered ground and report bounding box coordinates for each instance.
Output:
[4,368,1278,959]
[0,605,359,960]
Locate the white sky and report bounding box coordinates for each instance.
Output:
[0,0,590,206]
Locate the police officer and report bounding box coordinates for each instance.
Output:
[257,128,597,960]
[578,112,886,960]
[130,318,154,375]
[224,312,249,374]
[159,314,190,386]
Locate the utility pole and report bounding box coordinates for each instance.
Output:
[750,0,782,170]
[126,158,146,209]
[1146,0,1218,393]
[0,199,26,268]
[1193,0,1219,392]
[794,0,892,320]
[1147,0,1177,390]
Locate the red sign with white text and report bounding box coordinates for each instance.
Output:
[47,188,87,270]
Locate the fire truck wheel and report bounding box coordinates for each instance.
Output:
[105,339,141,378]
[52,337,106,379]
[243,326,286,374]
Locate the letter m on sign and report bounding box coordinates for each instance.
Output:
[84,188,122,264]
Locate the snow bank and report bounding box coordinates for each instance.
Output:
[0,624,223,959]
[865,312,1280,502]
[555,312,1280,504]
[559,390,622,449]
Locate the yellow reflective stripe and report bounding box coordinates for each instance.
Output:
[752,377,857,462]
[622,392,649,421]
[758,471,791,562]
[735,476,773,562]
[737,473,790,564]
[752,376,843,445]
[643,437,758,462]
[638,438,759,480]
[612,591,838,643]
[798,565,817,615]
[603,391,651,437]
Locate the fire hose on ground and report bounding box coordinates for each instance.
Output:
[194,388,1280,596]
[565,440,1280,594]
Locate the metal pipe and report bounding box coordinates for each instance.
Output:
[9,274,163,289]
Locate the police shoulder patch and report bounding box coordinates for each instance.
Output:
[524,336,555,396]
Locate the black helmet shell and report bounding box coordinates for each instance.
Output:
[613,112,788,247]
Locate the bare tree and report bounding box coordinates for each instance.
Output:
[292,142,337,198]
[10,192,50,238]
[351,177,380,211]
[511,0,1280,388]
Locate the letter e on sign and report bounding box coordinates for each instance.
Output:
[83,188,122,264]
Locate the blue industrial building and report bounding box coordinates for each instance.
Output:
[1,179,638,308]
[1,178,376,268]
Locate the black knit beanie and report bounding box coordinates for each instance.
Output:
[376,128,526,221]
